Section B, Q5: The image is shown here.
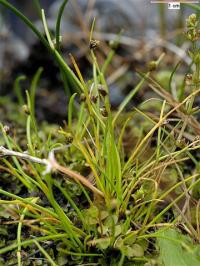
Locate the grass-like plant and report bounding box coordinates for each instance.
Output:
[0,1,200,265]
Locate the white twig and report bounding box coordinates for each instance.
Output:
[0,146,104,197]
[0,146,48,165]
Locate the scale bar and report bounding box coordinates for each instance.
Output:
[151,0,199,3]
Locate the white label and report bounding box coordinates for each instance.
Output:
[168,2,180,9]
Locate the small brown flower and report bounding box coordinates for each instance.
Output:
[80,93,86,102]
[90,95,98,103]
[65,132,73,144]
[89,39,100,50]
[22,105,30,115]
[100,106,108,117]
[148,61,157,71]
[98,85,107,97]
[3,125,10,134]
[185,73,193,85]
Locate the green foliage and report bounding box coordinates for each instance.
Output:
[0,1,200,265]
[157,229,200,266]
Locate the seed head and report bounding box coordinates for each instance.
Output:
[148,61,157,71]
[98,85,107,97]
[3,125,10,135]
[100,106,108,117]
[90,95,98,104]
[22,105,30,115]
[89,39,100,50]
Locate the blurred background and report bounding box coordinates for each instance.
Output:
[0,0,197,122]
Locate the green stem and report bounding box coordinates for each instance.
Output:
[17,199,37,266]
[0,188,57,218]
[56,0,68,49]
[0,234,68,255]
[33,240,58,266]
[0,0,49,48]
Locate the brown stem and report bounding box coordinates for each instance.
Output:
[50,159,104,198]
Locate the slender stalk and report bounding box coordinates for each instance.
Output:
[0,234,68,255]
[123,88,200,172]
[17,199,37,266]
[33,240,58,266]
[0,0,49,48]
[56,0,68,49]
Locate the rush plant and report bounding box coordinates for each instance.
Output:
[0,1,200,265]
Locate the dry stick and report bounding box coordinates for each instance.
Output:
[0,146,104,197]
[0,146,47,164]
[47,153,104,197]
